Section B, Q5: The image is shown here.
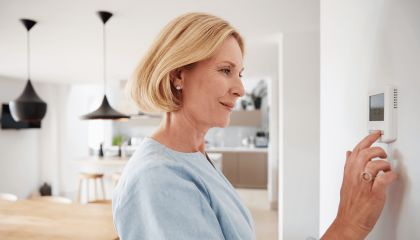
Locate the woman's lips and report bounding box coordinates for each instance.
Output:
[219,102,234,111]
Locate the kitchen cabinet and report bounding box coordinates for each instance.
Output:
[229,110,261,126]
[221,152,267,189]
[221,153,239,185]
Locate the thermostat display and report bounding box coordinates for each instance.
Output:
[369,93,384,121]
[367,86,398,143]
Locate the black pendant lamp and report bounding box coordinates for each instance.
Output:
[81,11,129,120]
[9,19,47,122]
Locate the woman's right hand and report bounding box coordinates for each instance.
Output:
[322,131,398,239]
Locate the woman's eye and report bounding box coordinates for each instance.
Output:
[219,68,242,78]
[220,68,231,75]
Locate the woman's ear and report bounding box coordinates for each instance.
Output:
[170,68,185,87]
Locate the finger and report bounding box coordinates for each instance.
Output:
[364,160,391,177]
[371,171,398,197]
[353,131,381,152]
[345,150,352,164]
[357,147,387,166]
[344,151,352,171]
[346,151,352,159]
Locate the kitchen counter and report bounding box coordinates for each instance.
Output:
[206,146,268,153]
[105,144,268,155]
[75,153,223,174]
[75,152,224,165]
[75,156,129,166]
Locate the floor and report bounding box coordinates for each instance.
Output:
[236,188,278,240]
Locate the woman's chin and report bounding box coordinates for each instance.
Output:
[214,118,230,128]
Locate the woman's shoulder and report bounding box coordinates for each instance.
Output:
[116,141,207,195]
[124,137,179,173]
[123,137,205,179]
[113,152,211,212]
[121,147,182,188]
[115,137,211,201]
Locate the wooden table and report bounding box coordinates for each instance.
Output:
[0,199,118,240]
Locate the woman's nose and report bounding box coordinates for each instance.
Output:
[231,78,245,97]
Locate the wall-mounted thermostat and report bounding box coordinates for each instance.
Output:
[367,85,398,143]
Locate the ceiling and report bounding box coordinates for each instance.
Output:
[0,0,318,85]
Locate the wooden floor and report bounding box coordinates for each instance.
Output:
[236,188,278,240]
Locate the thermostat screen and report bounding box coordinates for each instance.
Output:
[369,93,384,121]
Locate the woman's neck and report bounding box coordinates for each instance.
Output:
[151,111,208,154]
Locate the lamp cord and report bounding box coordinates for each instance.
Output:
[103,23,106,96]
[27,30,30,80]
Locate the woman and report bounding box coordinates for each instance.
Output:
[112,12,397,239]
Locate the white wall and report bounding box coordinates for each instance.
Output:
[58,84,97,197]
[245,41,280,210]
[0,2,321,237]
[0,82,39,197]
[0,78,102,199]
[238,27,321,240]
[0,78,60,198]
[320,0,420,238]
[278,31,320,239]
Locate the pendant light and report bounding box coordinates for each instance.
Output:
[81,11,129,120]
[9,19,47,122]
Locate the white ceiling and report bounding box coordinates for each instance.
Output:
[0,0,318,84]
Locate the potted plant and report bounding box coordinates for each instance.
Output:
[112,135,124,157]
[250,80,267,110]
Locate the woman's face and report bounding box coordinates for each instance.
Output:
[179,36,245,128]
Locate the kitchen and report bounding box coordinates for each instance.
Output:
[71,76,270,186]
[2,0,418,239]
[0,0,334,239]
[0,1,285,239]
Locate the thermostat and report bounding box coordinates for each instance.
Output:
[367,85,398,143]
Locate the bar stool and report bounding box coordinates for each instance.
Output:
[112,172,122,187]
[77,173,106,203]
[88,199,112,204]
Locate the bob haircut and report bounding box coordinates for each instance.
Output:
[127,12,244,113]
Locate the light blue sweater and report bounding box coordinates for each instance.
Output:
[112,137,256,240]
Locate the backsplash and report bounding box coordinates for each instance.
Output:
[205,126,261,147]
[111,123,264,148]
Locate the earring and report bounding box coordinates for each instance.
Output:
[176,85,182,90]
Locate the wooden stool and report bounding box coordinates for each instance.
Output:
[112,172,122,187]
[88,199,112,204]
[77,173,106,203]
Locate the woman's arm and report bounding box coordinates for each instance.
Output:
[321,131,398,239]
[321,218,368,240]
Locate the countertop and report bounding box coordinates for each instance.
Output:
[206,146,268,153]
[106,145,269,155]
[75,152,224,166]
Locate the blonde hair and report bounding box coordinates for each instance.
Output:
[127,12,244,113]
